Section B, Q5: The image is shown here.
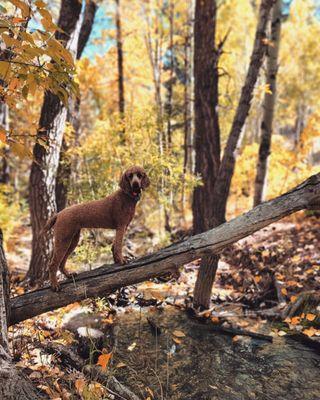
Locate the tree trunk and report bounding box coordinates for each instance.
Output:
[27,0,83,284]
[10,173,320,325]
[56,1,97,212]
[115,0,125,118]
[182,11,193,176]
[254,0,282,206]
[211,0,275,226]
[192,0,220,235]
[193,0,275,309]
[0,230,43,399]
[0,96,10,185]
[165,0,174,148]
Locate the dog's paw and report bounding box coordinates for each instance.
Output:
[124,255,135,263]
[64,272,77,280]
[51,282,61,292]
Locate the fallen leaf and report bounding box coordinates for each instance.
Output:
[172,330,185,338]
[303,327,316,337]
[290,316,301,325]
[74,380,86,397]
[277,330,287,336]
[97,353,112,371]
[254,275,262,283]
[128,342,137,351]
[281,288,288,296]
[116,362,126,368]
[306,313,316,322]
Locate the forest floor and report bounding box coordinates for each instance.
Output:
[6,213,320,400]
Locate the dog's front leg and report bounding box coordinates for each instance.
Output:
[112,226,126,264]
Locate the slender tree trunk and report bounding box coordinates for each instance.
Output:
[165,0,174,148]
[211,0,275,227]
[56,1,97,212]
[0,101,9,184]
[181,2,194,213]
[0,230,43,399]
[254,0,282,206]
[115,0,125,118]
[192,0,220,235]
[27,0,83,284]
[193,0,275,309]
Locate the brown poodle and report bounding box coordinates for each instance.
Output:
[45,166,150,291]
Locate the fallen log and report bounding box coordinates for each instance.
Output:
[10,173,320,326]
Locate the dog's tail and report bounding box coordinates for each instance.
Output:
[43,214,58,232]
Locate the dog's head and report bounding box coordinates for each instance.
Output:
[119,166,150,199]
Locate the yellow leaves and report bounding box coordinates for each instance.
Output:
[2,33,20,47]
[10,0,30,18]
[96,352,112,371]
[0,61,10,78]
[34,0,46,8]
[281,287,288,296]
[0,129,6,143]
[264,84,272,95]
[10,141,32,159]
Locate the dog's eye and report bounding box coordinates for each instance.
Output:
[137,173,142,179]
[128,173,133,179]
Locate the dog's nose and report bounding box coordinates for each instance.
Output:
[132,181,140,190]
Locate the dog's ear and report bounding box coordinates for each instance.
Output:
[141,172,150,189]
[119,172,131,193]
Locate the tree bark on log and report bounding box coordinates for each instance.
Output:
[10,173,320,326]
[254,0,282,207]
[28,0,84,284]
[0,231,43,399]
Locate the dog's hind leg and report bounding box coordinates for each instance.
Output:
[59,230,80,279]
[49,235,73,291]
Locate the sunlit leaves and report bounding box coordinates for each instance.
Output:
[0,0,77,109]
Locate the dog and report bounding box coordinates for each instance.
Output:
[45,166,150,291]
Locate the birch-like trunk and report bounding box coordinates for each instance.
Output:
[0,101,9,184]
[254,0,282,206]
[27,0,84,284]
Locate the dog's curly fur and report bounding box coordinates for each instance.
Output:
[45,166,150,291]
